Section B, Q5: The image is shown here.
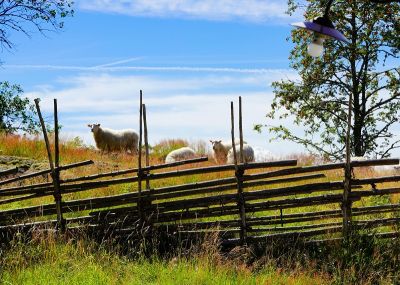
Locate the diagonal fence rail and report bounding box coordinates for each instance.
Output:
[0,156,399,247]
[1,96,400,247]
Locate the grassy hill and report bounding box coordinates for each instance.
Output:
[1,134,399,284]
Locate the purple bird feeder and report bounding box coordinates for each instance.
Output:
[292,16,349,42]
[291,0,349,57]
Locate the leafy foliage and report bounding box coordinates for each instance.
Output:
[150,139,189,161]
[264,0,400,160]
[0,0,74,51]
[0,81,39,134]
[0,1,74,134]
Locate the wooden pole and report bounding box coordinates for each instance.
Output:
[34,98,64,230]
[237,98,248,243]
[143,104,150,190]
[231,101,247,245]
[137,90,143,223]
[0,160,93,187]
[53,99,65,231]
[239,96,244,163]
[222,226,344,246]
[343,93,353,239]
[142,103,153,229]
[54,99,60,170]
[60,157,208,184]
[0,168,18,178]
[230,102,238,168]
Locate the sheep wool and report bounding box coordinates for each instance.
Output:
[165,147,196,163]
[210,139,244,164]
[88,123,139,154]
[227,144,255,164]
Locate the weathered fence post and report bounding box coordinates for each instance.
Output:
[231,101,247,245]
[143,104,151,191]
[342,93,353,238]
[239,96,244,164]
[53,99,65,231]
[137,90,144,224]
[142,103,153,227]
[34,98,65,231]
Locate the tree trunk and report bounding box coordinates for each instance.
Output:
[350,7,363,158]
[353,96,363,157]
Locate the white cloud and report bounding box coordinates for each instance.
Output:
[26,71,304,155]
[26,72,299,113]
[92,57,143,68]
[4,64,297,76]
[76,0,291,23]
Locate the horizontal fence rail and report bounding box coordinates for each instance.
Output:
[0,168,19,178]
[0,157,400,246]
[61,156,209,184]
[0,160,94,187]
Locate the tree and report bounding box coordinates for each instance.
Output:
[0,81,38,134]
[0,0,74,51]
[0,0,73,134]
[262,0,400,160]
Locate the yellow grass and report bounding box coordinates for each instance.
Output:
[1,134,400,236]
[2,135,400,284]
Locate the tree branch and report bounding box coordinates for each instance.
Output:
[366,92,400,115]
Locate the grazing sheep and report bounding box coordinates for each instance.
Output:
[165,147,196,163]
[227,144,255,164]
[209,139,244,164]
[88,123,139,154]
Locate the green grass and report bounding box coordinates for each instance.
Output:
[2,135,400,284]
[0,235,328,285]
[2,230,400,284]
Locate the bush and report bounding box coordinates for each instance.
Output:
[150,139,189,161]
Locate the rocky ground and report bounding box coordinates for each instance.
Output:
[0,155,48,173]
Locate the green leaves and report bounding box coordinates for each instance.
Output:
[0,81,40,134]
[0,0,74,50]
[0,1,74,134]
[265,0,400,159]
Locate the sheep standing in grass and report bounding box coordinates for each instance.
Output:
[88,123,139,154]
[210,139,244,164]
[165,147,196,163]
[227,144,255,164]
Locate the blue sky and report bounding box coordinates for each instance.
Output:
[1,0,308,156]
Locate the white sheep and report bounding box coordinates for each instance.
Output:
[165,147,196,163]
[209,139,244,164]
[88,123,139,154]
[227,144,255,164]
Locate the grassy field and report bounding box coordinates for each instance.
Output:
[0,231,331,285]
[1,134,400,284]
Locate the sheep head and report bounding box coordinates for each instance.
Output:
[209,140,223,152]
[88,123,101,133]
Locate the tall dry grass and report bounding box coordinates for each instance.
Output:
[2,135,400,283]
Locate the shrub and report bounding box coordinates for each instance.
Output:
[150,139,189,161]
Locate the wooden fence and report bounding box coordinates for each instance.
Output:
[1,96,400,247]
[1,154,399,246]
